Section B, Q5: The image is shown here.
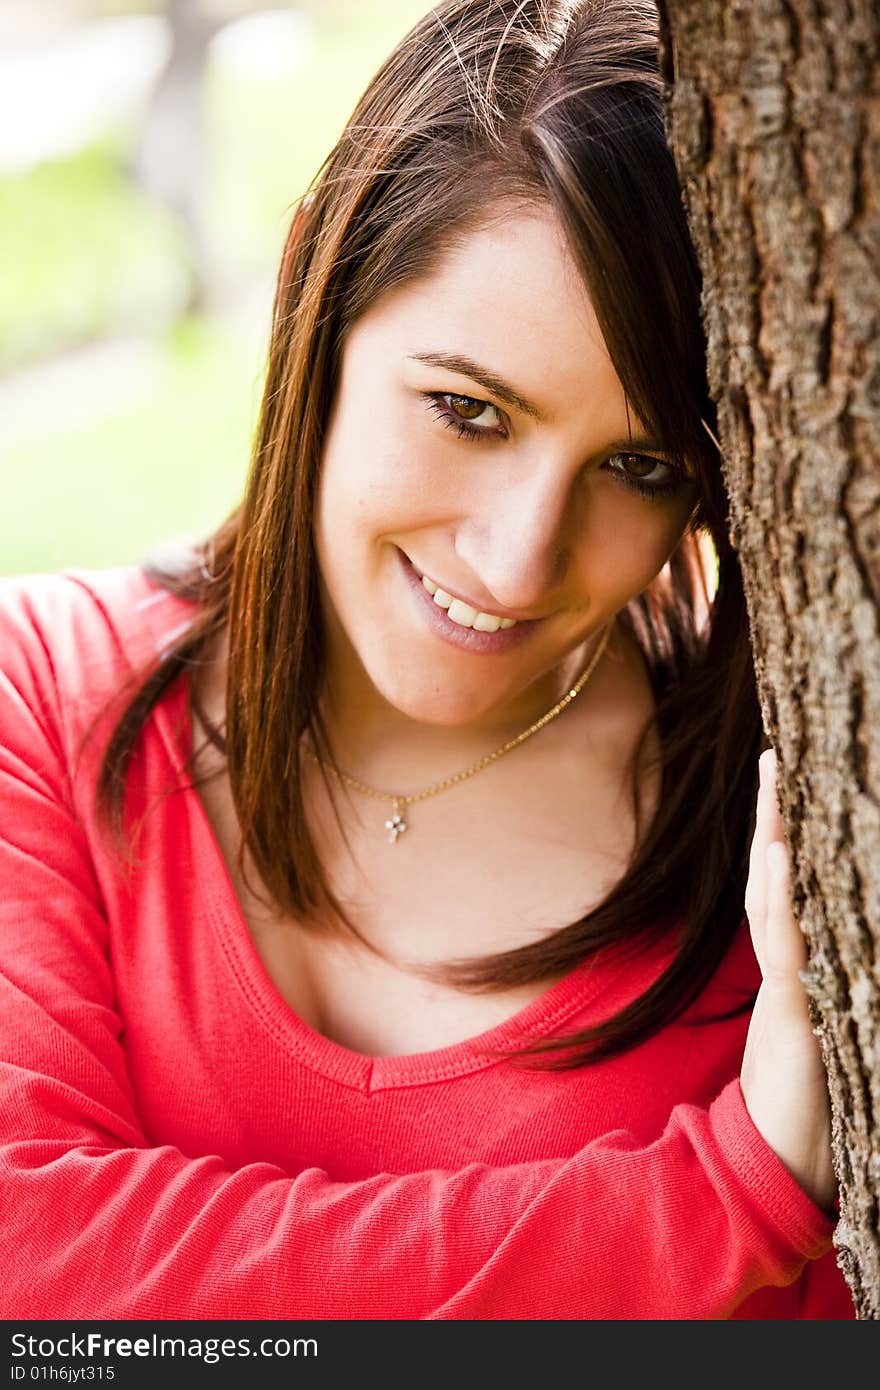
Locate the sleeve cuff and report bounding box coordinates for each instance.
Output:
[709,1078,836,1259]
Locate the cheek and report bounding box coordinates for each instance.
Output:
[583,491,692,597]
[319,404,460,547]
[316,424,401,542]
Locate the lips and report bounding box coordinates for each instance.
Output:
[408,561,533,628]
[416,571,518,632]
[397,549,539,655]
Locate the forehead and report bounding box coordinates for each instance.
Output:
[347,204,626,427]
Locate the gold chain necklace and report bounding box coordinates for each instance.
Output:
[303,622,613,843]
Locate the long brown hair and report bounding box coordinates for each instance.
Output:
[92,0,762,1068]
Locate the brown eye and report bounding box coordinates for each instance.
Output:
[448,395,486,420]
[423,392,506,441]
[618,452,657,478]
[602,450,686,502]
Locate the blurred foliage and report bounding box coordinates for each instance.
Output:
[0,0,432,575]
[1,2,430,371]
[0,317,260,576]
[0,139,190,373]
[205,8,423,283]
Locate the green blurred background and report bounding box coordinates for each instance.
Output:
[0,0,432,576]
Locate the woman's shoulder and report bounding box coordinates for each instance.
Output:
[1,557,197,668]
[0,558,200,762]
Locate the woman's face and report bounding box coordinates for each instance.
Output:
[314,203,699,730]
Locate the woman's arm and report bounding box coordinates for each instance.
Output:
[0,606,835,1321]
[740,749,837,1215]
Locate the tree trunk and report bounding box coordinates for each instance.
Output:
[655,0,880,1318]
[132,0,217,312]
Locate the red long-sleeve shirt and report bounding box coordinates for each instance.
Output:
[0,564,854,1319]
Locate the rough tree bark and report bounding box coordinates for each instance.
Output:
[655,0,880,1317]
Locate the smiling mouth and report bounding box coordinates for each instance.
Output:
[410,564,521,633]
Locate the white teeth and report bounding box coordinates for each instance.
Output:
[473,611,502,633]
[447,599,480,627]
[415,564,519,631]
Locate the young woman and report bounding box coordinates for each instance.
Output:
[0,0,854,1319]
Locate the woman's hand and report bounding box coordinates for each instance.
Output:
[739,748,837,1215]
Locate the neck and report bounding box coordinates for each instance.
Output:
[313,624,615,796]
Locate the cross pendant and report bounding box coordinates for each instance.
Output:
[384,802,408,843]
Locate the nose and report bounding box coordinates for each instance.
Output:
[453,466,573,618]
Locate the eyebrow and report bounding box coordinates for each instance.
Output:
[407,351,546,421]
[406,349,665,451]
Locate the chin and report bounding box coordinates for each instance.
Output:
[371,666,493,728]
